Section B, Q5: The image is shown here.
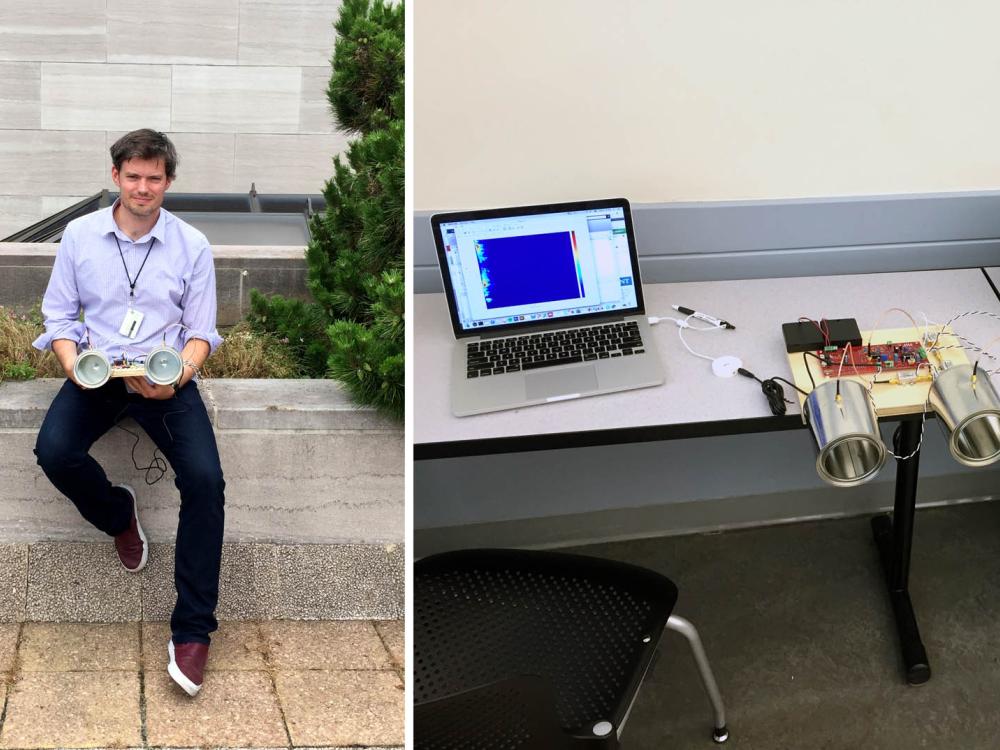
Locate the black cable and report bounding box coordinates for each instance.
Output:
[770,376,810,397]
[110,400,189,486]
[738,368,808,416]
[801,351,828,389]
[115,422,169,485]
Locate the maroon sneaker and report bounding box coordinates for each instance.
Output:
[113,483,147,573]
[168,640,208,696]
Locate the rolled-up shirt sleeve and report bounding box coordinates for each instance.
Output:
[33,228,85,352]
[180,240,223,353]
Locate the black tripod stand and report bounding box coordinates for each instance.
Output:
[870,416,931,686]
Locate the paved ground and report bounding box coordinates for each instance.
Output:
[0,620,404,749]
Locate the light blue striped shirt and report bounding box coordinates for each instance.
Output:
[33,202,223,357]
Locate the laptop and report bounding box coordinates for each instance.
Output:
[431,198,665,416]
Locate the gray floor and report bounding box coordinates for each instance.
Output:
[568,500,1000,749]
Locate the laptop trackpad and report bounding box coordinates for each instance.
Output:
[525,365,599,401]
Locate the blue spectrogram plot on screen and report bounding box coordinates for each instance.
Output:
[475,231,584,309]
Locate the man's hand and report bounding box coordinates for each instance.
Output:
[124,376,175,400]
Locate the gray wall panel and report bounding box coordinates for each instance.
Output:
[638,239,1000,283]
[414,419,1000,554]
[413,192,1000,292]
[631,193,1000,252]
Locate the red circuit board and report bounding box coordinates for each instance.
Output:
[816,340,929,378]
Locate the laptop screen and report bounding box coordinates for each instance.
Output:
[433,200,643,335]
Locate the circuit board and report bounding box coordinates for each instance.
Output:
[816,340,929,378]
[787,326,968,418]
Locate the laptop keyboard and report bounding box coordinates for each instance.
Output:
[466,320,645,378]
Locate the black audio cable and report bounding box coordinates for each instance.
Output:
[738,367,810,416]
[110,402,190,485]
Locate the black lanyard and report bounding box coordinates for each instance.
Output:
[113,234,156,299]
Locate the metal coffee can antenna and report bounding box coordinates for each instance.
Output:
[73,349,111,389]
[928,363,1000,467]
[804,379,887,487]
[144,345,183,386]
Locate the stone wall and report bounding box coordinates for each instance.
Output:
[0,378,404,620]
[0,0,347,237]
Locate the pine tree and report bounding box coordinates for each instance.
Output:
[250,0,404,418]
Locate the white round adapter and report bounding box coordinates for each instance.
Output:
[711,355,743,378]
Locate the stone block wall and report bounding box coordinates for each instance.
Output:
[0,0,348,237]
[2,378,402,545]
[0,378,404,620]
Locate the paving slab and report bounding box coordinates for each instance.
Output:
[260,620,391,671]
[144,669,287,748]
[276,669,404,747]
[0,546,26,621]
[25,542,141,622]
[375,620,404,669]
[0,671,141,749]
[142,621,267,671]
[19,622,139,672]
[0,624,18,674]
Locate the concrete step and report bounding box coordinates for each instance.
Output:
[0,541,402,622]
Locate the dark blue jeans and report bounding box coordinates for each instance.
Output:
[34,378,225,645]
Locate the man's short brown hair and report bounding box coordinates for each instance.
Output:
[110,129,178,179]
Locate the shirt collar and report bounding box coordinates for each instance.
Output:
[103,199,168,245]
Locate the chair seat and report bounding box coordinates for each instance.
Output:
[415,548,679,734]
[416,674,616,750]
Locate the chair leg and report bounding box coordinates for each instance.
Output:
[665,615,729,743]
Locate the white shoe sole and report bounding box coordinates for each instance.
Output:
[114,483,148,573]
[167,640,202,697]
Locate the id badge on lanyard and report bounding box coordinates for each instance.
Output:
[114,234,155,339]
[119,305,145,339]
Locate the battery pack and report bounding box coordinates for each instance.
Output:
[782,318,862,353]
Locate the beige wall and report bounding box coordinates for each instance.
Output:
[0,0,348,237]
[415,0,1000,210]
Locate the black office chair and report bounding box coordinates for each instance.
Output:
[415,548,729,748]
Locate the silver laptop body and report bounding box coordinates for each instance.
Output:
[431,198,665,417]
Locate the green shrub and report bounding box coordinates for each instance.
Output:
[2,362,36,381]
[250,0,404,419]
[246,293,330,377]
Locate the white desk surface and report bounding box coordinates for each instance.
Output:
[985,267,1000,287]
[415,269,1000,450]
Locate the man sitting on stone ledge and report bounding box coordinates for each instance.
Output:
[31,128,224,698]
